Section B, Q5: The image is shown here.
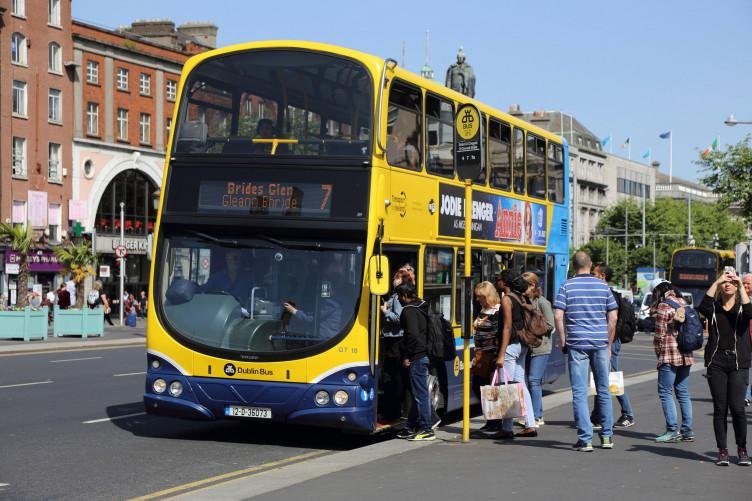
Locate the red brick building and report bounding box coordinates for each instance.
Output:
[0,2,216,304]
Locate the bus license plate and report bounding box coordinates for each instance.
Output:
[225,406,272,419]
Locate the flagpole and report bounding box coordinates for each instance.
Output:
[628,141,631,160]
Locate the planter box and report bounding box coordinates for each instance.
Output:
[0,307,49,341]
[53,306,104,338]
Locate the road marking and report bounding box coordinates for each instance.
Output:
[82,412,146,424]
[113,371,146,377]
[127,451,328,501]
[49,356,103,363]
[0,380,53,389]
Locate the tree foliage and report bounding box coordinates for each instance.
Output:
[698,134,752,220]
[54,241,98,309]
[0,223,33,308]
[579,198,746,287]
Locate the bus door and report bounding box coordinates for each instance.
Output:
[376,245,419,424]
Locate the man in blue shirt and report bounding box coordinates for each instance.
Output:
[554,251,618,451]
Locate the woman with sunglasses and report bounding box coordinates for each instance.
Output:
[697,269,752,466]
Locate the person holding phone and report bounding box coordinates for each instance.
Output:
[697,267,752,466]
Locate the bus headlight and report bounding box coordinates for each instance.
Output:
[314,390,330,406]
[346,371,357,382]
[153,378,167,394]
[333,390,349,406]
[169,381,183,397]
[151,359,161,369]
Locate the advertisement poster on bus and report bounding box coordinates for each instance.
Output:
[438,184,547,245]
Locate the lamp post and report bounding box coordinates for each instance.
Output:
[724,114,752,126]
[119,201,125,326]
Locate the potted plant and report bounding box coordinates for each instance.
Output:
[52,240,104,338]
[0,222,47,340]
[53,240,98,308]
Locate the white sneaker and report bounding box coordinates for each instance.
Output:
[535,418,545,427]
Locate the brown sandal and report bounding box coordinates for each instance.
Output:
[515,427,538,437]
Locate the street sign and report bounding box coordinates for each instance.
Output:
[454,103,484,181]
[114,245,128,258]
[99,265,111,278]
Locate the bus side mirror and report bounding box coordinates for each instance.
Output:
[368,255,390,296]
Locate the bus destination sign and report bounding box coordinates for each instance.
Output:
[198,180,333,216]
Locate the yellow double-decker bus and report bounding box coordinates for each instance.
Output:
[669,247,736,306]
[144,41,570,432]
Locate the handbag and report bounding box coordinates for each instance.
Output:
[480,368,527,420]
[529,303,550,337]
[588,371,624,396]
[471,350,497,379]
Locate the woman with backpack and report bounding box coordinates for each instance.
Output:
[651,281,694,445]
[493,270,537,439]
[522,272,554,427]
[697,269,752,466]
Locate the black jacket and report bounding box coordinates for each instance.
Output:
[400,300,428,361]
[697,294,752,369]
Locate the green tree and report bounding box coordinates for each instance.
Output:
[0,223,33,309]
[698,134,752,220]
[580,198,745,287]
[54,241,98,309]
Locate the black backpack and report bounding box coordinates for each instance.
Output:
[613,290,636,344]
[416,307,457,362]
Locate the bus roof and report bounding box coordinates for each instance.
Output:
[180,40,564,145]
[672,247,735,259]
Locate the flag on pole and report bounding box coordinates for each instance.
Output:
[701,137,720,158]
[642,148,651,159]
[601,135,611,147]
[620,137,631,148]
[711,137,719,150]
[659,131,671,139]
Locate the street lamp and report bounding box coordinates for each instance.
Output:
[119,201,125,326]
[724,114,752,126]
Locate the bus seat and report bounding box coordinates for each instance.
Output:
[223,136,255,154]
[175,121,207,152]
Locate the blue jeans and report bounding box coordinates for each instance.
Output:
[501,343,536,432]
[591,339,634,423]
[569,348,612,443]
[407,356,432,432]
[527,353,550,421]
[657,363,692,433]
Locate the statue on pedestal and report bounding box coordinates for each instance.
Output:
[445,47,475,98]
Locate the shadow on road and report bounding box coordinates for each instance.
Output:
[627,443,713,462]
[105,401,391,450]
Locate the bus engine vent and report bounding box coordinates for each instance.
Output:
[560,218,569,235]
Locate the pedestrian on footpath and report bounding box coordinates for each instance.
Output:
[553,251,617,452]
[590,263,636,429]
[697,270,752,466]
[494,270,537,439]
[394,282,435,442]
[471,281,503,434]
[522,272,554,427]
[742,273,752,407]
[650,281,694,444]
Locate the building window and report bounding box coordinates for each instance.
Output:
[48,88,62,123]
[48,143,61,181]
[86,102,99,135]
[117,109,129,141]
[48,204,62,242]
[83,159,95,178]
[11,33,28,65]
[139,113,151,144]
[166,80,177,101]
[166,118,172,145]
[86,60,99,84]
[12,200,27,224]
[12,80,27,117]
[139,73,151,95]
[12,0,26,17]
[12,137,27,177]
[117,68,129,91]
[95,170,158,236]
[48,42,62,73]
[48,0,61,26]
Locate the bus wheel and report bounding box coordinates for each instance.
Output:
[428,373,445,416]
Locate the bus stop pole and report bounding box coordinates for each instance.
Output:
[462,179,472,442]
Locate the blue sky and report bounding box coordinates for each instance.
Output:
[73,0,751,182]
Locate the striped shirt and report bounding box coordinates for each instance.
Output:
[553,274,618,350]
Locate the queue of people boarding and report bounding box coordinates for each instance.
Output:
[382,250,751,467]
